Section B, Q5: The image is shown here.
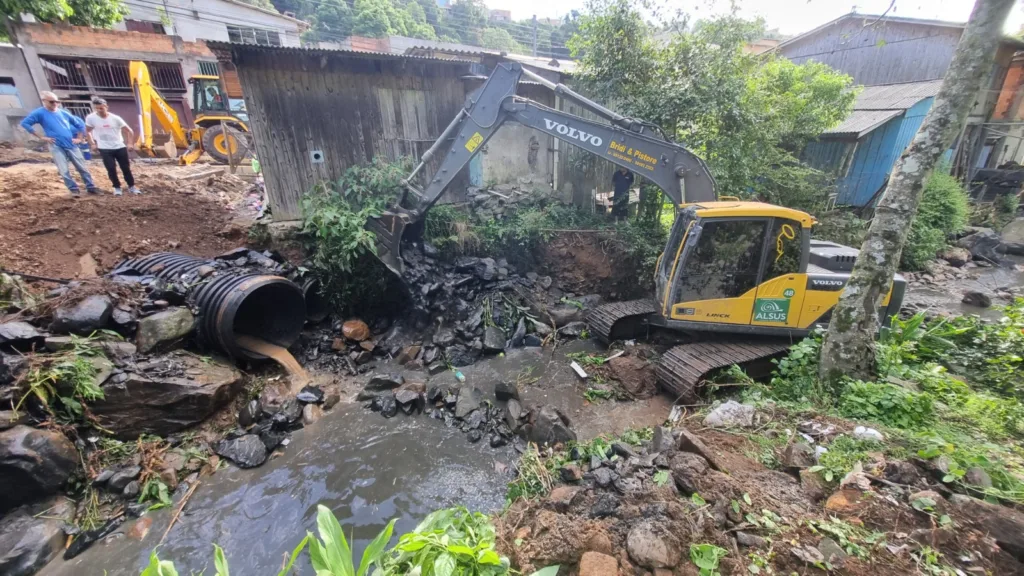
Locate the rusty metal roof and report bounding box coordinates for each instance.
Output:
[853,79,943,110]
[206,41,477,65]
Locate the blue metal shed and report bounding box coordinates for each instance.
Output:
[803,80,941,207]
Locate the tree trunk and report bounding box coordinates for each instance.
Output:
[818,0,1015,383]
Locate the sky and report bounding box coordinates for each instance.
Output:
[483,0,1024,36]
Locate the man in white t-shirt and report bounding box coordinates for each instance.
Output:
[85,97,141,196]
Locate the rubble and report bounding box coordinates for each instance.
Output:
[0,426,77,513]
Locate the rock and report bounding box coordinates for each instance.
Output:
[611,442,636,459]
[949,494,1024,560]
[538,276,553,290]
[0,322,43,347]
[495,380,520,402]
[0,426,77,512]
[455,387,485,419]
[547,485,582,512]
[782,442,816,470]
[432,327,456,347]
[964,466,993,489]
[824,489,868,515]
[123,480,140,498]
[214,435,268,468]
[489,434,507,448]
[135,307,195,353]
[523,334,543,347]
[651,426,674,453]
[590,493,620,518]
[883,460,921,485]
[938,246,972,267]
[395,345,421,365]
[342,320,370,341]
[799,469,828,503]
[302,403,323,425]
[962,290,992,308]
[365,373,404,392]
[559,321,587,337]
[1,354,26,388]
[525,405,576,446]
[736,531,766,548]
[530,319,553,337]
[296,385,325,404]
[90,354,241,439]
[467,429,483,443]
[259,429,287,451]
[427,362,447,375]
[592,467,618,488]
[579,551,618,576]
[50,295,112,334]
[323,392,341,411]
[0,411,28,431]
[0,497,74,576]
[510,318,526,347]
[482,326,505,352]
[373,394,398,418]
[703,400,755,428]
[505,398,524,429]
[560,463,584,482]
[670,452,709,494]
[107,466,141,492]
[626,522,681,569]
[957,228,1003,263]
[394,388,421,408]
[818,537,847,568]
[676,428,723,471]
[101,341,137,361]
[586,532,614,555]
[852,426,884,442]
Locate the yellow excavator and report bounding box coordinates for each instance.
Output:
[367,61,907,401]
[129,61,250,165]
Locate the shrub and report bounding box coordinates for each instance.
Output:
[900,169,969,271]
[839,380,934,429]
[765,333,831,404]
[812,210,868,248]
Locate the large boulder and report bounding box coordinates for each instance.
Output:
[956,227,1004,263]
[455,386,485,419]
[703,400,755,428]
[937,246,972,268]
[0,426,78,512]
[0,497,75,576]
[135,307,195,353]
[1001,217,1024,244]
[523,405,576,446]
[0,322,43,349]
[50,295,112,335]
[90,354,242,438]
[626,521,682,569]
[342,319,370,341]
[949,494,1024,560]
[214,434,267,468]
[482,326,506,352]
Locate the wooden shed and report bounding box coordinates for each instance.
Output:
[208,43,473,221]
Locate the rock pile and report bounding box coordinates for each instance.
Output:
[357,370,576,448]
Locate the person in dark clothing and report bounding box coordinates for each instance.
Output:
[85,97,140,196]
[611,167,634,220]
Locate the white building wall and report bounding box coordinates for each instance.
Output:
[116,0,304,47]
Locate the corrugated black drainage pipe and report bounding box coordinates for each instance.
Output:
[301,278,330,323]
[112,253,306,360]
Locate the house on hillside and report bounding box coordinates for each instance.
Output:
[777,12,1024,206]
[115,0,307,47]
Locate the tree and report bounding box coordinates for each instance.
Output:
[304,0,353,43]
[351,0,392,37]
[818,0,1016,383]
[1,0,128,28]
[235,0,276,10]
[480,27,522,53]
[443,0,486,44]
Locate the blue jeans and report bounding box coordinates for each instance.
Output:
[49,144,96,192]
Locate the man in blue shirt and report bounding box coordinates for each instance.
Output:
[20,91,98,197]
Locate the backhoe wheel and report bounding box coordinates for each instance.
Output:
[202,124,248,164]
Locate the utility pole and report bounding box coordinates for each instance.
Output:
[532,15,538,56]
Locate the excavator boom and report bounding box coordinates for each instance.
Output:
[129,61,203,164]
[367,61,716,275]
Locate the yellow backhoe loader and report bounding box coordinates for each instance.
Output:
[129,61,250,165]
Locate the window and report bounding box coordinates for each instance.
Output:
[227,25,282,46]
[763,218,803,280]
[0,77,22,109]
[125,19,166,34]
[671,219,767,304]
[198,61,220,76]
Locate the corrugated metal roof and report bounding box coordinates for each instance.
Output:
[823,109,903,137]
[405,46,576,74]
[853,80,943,110]
[206,41,476,65]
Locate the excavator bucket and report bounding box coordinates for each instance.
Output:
[366,209,414,276]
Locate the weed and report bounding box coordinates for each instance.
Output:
[808,436,881,484]
[566,352,608,367]
[15,354,102,421]
[380,507,506,576]
[506,444,553,502]
[912,546,959,575]
[247,221,271,247]
[838,380,934,429]
[690,543,729,576]
[653,470,671,487]
[901,168,969,271]
[139,478,172,511]
[806,517,884,559]
[583,387,614,402]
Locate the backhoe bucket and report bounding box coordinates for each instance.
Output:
[366,209,415,276]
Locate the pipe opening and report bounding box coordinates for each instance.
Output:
[229,281,306,359]
[302,279,330,324]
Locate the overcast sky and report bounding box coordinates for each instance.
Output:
[484,0,1024,36]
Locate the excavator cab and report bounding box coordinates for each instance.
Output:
[191,75,229,113]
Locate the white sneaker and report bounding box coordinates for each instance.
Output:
[113,187,123,196]
[129,186,142,195]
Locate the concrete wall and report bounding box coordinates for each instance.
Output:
[116,0,304,47]
[0,44,40,142]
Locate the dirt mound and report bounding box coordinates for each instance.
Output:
[0,160,253,280]
[0,142,51,167]
[539,232,648,300]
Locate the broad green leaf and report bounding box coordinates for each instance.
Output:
[356,519,396,576]
[691,493,706,506]
[477,549,502,565]
[447,544,476,556]
[742,493,752,506]
[316,505,352,576]
[434,552,456,576]
[308,535,329,572]
[276,535,310,576]
[213,544,229,576]
[527,566,560,576]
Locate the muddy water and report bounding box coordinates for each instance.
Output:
[39,406,511,575]
[237,334,310,388]
[904,256,1024,319]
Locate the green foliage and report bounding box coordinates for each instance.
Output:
[16,354,102,421]
[380,507,507,576]
[766,333,830,404]
[653,470,671,487]
[569,2,853,205]
[139,478,172,511]
[808,436,881,484]
[480,27,523,53]
[0,0,128,27]
[689,543,729,576]
[839,381,934,429]
[901,169,970,270]
[505,444,553,502]
[806,518,883,560]
[970,192,1020,230]
[308,504,396,576]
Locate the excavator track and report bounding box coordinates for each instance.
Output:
[587,299,659,343]
[656,341,793,403]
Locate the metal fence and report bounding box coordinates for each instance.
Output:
[40,57,186,94]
